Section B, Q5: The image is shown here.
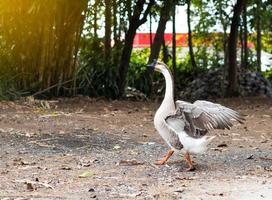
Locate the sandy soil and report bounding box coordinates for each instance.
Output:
[0,96,271,200]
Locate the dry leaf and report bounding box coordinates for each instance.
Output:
[113,144,121,150]
[118,159,144,166]
[60,166,72,170]
[176,176,194,181]
[217,143,228,148]
[259,157,272,161]
[15,179,54,190]
[79,171,95,178]
[27,182,34,191]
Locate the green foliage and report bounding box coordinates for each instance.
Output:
[263,33,272,54]
[246,49,258,70]
[0,0,88,99]
[0,0,271,100]
[128,49,151,95]
[76,38,119,99]
[174,50,208,88]
[263,68,272,82]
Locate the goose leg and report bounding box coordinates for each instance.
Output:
[183,152,195,171]
[155,149,174,165]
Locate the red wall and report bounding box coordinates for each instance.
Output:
[133,33,188,48]
[133,33,254,48]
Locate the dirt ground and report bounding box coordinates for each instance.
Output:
[0,96,271,200]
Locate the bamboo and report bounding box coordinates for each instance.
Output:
[0,0,88,97]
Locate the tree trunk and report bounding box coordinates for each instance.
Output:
[187,0,197,71]
[240,24,244,69]
[242,0,248,69]
[126,0,132,20]
[227,0,245,97]
[172,3,177,91]
[256,0,262,72]
[93,0,100,38]
[113,0,118,44]
[118,5,123,40]
[217,0,229,97]
[104,0,112,59]
[162,37,169,64]
[117,0,155,98]
[149,13,153,48]
[148,0,172,63]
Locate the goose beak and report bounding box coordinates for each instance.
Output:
[147,59,157,73]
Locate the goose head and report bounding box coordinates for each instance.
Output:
[147,59,168,73]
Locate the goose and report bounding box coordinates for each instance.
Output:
[147,60,245,171]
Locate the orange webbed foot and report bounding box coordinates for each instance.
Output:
[154,159,167,165]
[154,149,174,165]
[182,152,196,172]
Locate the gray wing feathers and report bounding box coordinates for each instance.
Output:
[163,116,184,150]
[165,110,208,139]
[176,100,245,131]
[165,115,185,133]
[194,100,245,128]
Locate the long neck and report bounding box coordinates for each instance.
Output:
[161,68,175,107]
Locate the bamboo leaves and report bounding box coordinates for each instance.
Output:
[0,0,88,97]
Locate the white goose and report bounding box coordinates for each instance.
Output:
[148,60,245,171]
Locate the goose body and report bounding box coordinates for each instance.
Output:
[148,60,245,170]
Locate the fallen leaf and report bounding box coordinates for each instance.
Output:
[26,182,34,191]
[13,158,36,166]
[211,148,227,152]
[142,134,148,138]
[217,143,228,148]
[176,176,194,181]
[79,171,95,178]
[118,159,144,166]
[142,107,149,111]
[259,157,272,161]
[206,192,224,196]
[174,189,185,193]
[78,158,97,167]
[264,166,272,172]
[41,101,51,109]
[89,194,96,198]
[113,144,121,150]
[60,166,72,170]
[15,179,54,190]
[28,141,55,148]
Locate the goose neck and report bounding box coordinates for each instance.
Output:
[161,68,175,106]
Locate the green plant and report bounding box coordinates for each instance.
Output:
[77,38,119,99]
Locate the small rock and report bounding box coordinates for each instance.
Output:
[174,189,184,193]
[26,182,34,191]
[60,166,72,170]
[89,194,96,198]
[217,143,228,148]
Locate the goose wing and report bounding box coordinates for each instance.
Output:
[164,100,245,139]
[165,107,208,139]
[175,100,245,131]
